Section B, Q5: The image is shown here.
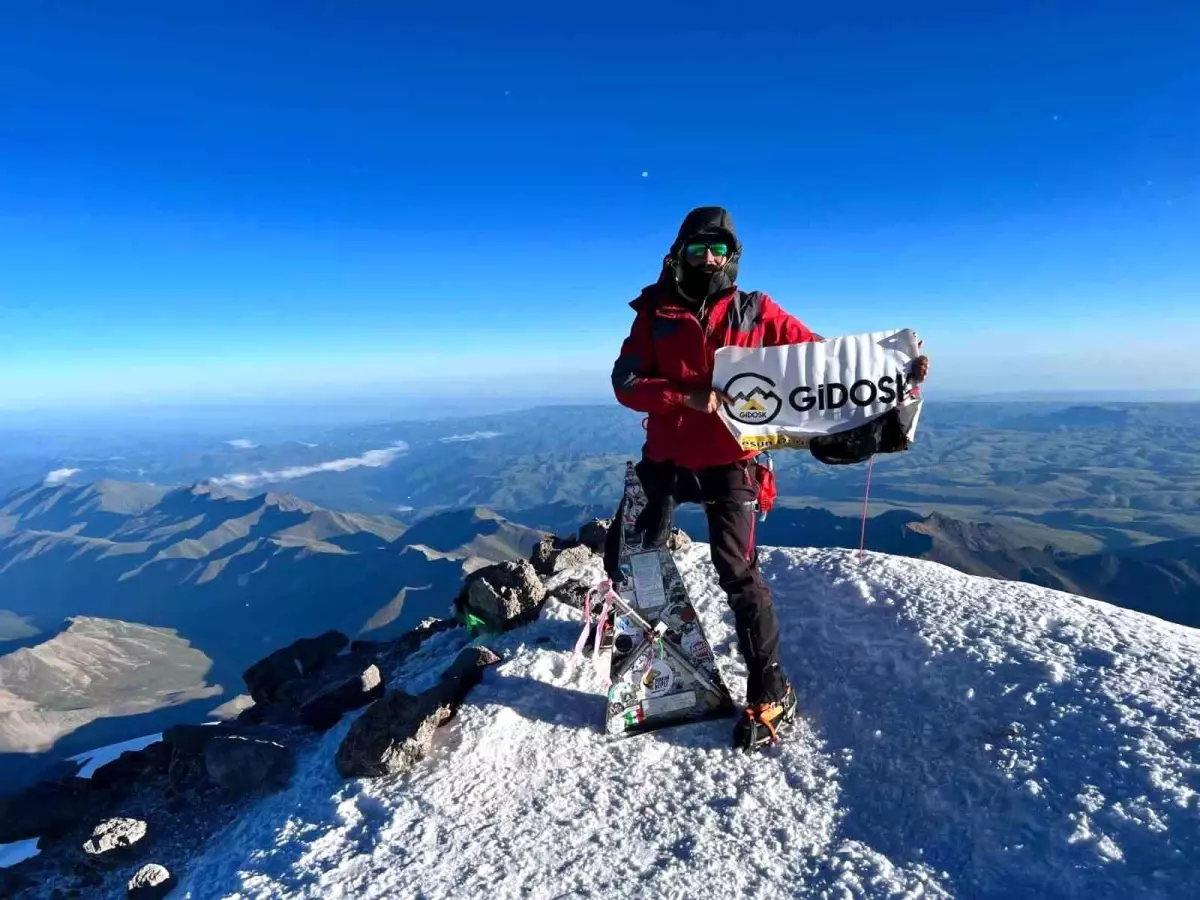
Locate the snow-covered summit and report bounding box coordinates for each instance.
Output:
[175,545,1200,899]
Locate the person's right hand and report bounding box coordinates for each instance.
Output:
[683,388,733,413]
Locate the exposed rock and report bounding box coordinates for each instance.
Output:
[275,649,375,705]
[90,742,172,792]
[204,735,294,796]
[531,539,596,577]
[668,528,691,550]
[298,663,384,731]
[336,646,500,779]
[334,690,451,779]
[87,750,152,792]
[427,646,502,707]
[576,518,612,553]
[350,616,456,658]
[234,702,267,725]
[127,863,177,899]
[456,560,546,631]
[242,630,349,704]
[574,517,687,553]
[161,722,286,758]
[0,778,106,843]
[545,574,594,610]
[83,817,148,860]
[529,535,560,574]
[552,544,596,572]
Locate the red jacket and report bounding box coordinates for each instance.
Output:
[611,283,820,471]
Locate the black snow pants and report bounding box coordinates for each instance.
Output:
[604,456,785,705]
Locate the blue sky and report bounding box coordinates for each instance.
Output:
[1,1,1197,411]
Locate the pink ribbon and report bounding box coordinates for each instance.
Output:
[571,585,594,660]
[591,583,617,681]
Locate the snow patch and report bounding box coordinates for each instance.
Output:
[175,546,1200,899]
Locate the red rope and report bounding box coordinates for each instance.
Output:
[858,456,876,564]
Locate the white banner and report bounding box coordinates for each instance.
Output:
[712,329,925,451]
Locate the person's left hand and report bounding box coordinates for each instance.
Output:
[912,355,930,382]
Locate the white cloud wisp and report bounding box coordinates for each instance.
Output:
[212,442,409,489]
[44,468,81,486]
[439,431,502,443]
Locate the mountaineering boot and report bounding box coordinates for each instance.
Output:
[734,681,798,752]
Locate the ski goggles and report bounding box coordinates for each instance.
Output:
[682,241,730,259]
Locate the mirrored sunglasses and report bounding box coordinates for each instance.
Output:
[683,242,730,259]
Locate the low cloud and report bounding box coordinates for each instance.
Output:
[226,439,258,449]
[212,442,409,489]
[44,468,81,486]
[439,431,502,443]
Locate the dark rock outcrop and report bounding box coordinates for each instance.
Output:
[242,630,349,704]
[297,662,384,731]
[529,535,570,574]
[161,722,288,758]
[333,690,451,779]
[573,518,689,553]
[335,647,500,778]
[455,560,546,631]
[545,573,594,609]
[530,539,596,577]
[90,742,173,793]
[349,616,456,658]
[0,778,107,844]
[204,735,294,796]
[83,817,149,860]
[576,518,612,553]
[428,646,502,706]
[127,862,177,899]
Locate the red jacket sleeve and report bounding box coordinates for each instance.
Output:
[759,294,821,347]
[611,310,690,413]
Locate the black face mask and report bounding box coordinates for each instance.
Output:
[677,264,717,306]
[675,259,737,309]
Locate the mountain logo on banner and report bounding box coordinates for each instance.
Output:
[723,373,783,425]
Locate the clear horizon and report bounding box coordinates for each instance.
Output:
[2,3,1197,411]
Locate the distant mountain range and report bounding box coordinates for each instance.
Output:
[0,479,543,790]
[3,467,1197,795]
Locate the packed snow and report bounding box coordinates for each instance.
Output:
[175,545,1200,899]
[66,732,163,779]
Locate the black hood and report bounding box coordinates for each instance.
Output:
[663,206,742,308]
[668,206,742,258]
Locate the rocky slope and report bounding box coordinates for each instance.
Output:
[0,480,543,792]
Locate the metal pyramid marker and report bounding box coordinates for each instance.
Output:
[599,462,735,737]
